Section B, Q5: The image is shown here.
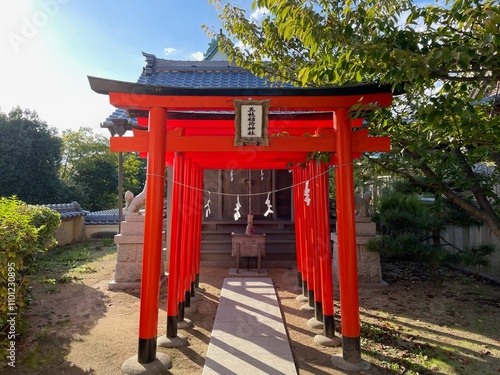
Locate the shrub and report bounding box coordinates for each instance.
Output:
[0,196,60,366]
[368,189,494,286]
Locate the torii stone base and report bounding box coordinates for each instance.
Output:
[331,355,371,371]
[157,334,188,348]
[307,317,324,329]
[315,334,342,347]
[121,353,172,375]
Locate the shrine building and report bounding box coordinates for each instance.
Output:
[100,40,375,267]
[90,36,396,371]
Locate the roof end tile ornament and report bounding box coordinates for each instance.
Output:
[142,52,156,76]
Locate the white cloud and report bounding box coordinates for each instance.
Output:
[251,7,269,21]
[164,47,177,56]
[190,51,204,61]
[235,40,245,49]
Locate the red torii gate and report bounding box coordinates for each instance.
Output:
[89,76,394,371]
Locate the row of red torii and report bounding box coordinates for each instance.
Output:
[89,76,395,371]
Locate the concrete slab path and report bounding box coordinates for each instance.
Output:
[202,278,297,375]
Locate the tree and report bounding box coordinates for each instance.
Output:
[0,107,63,203]
[367,185,494,286]
[60,127,118,211]
[209,0,500,240]
[122,153,147,194]
[60,128,147,211]
[60,127,112,181]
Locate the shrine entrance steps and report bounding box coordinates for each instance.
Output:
[202,277,297,375]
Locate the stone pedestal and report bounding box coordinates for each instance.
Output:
[331,217,387,288]
[109,215,167,291]
[231,233,266,273]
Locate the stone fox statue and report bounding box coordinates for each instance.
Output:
[123,184,146,215]
[355,191,372,217]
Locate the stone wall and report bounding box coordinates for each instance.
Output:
[45,202,87,246]
[56,216,86,245]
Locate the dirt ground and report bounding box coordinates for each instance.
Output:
[3,248,500,375]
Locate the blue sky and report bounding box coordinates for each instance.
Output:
[0,0,246,135]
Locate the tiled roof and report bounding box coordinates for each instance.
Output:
[103,108,138,126]
[101,108,138,135]
[45,202,88,220]
[139,67,272,88]
[137,52,292,89]
[85,208,120,225]
[103,52,292,127]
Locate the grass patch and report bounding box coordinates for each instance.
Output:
[39,276,56,284]
[361,322,439,374]
[360,316,494,374]
[20,329,60,370]
[19,323,72,371]
[359,262,500,374]
[34,241,116,286]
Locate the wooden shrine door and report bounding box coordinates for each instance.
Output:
[221,170,270,219]
[203,169,292,220]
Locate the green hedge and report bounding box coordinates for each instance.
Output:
[0,196,60,367]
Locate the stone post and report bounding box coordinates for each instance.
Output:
[331,216,387,287]
[109,215,167,290]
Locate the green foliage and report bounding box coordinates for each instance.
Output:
[0,108,145,212]
[460,244,495,266]
[208,0,500,241]
[210,0,499,89]
[59,127,146,211]
[0,108,63,204]
[369,190,438,257]
[368,188,494,285]
[123,153,147,194]
[60,127,112,180]
[0,197,60,363]
[59,127,117,211]
[34,241,115,278]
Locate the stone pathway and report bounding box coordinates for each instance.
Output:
[202,278,297,375]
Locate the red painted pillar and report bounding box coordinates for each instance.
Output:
[177,158,190,322]
[292,168,303,290]
[138,106,166,363]
[166,153,184,338]
[310,162,323,320]
[317,162,336,338]
[193,166,203,288]
[334,108,362,363]
[184,159,196,305]
[301,168,314,301]
[185,161,196,302]
[298,166,309,299]
[305,163,316,308]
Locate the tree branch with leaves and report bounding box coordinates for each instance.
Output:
[208,0,500,240]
